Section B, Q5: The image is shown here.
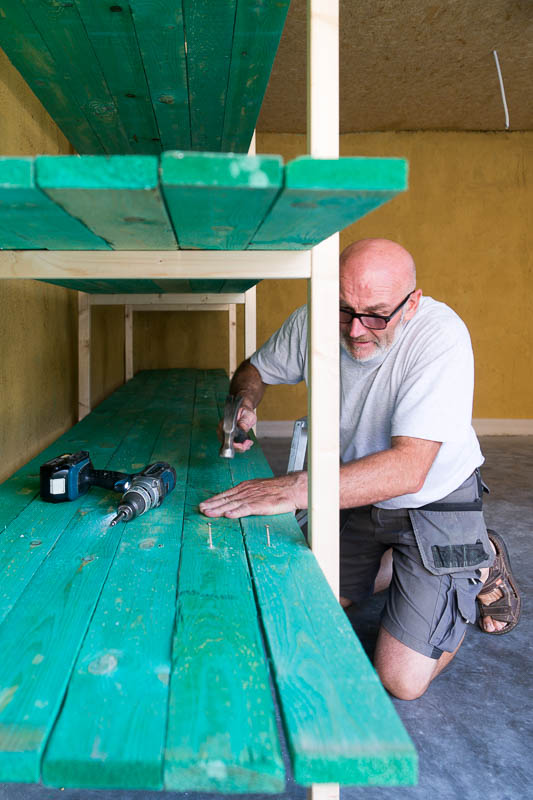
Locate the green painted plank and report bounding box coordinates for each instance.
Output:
[0,1,101,153]
[0,371,164,555]
[19,0,131,154]
[226,445,418,786]
[73,0,161,154]
[39,279,169,294]
[182,0,237,151]
[222,0,291,152]
[161,152,283,249]
[219,279,260,293]
[36,156,177,250]
[163,374,284,793]
[0,158,111,250]
[130,0,191,151]
[42,393,195,789]
[249,157,409,249]
[0,399,176,783]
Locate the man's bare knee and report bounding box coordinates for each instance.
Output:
[375,663,431,701]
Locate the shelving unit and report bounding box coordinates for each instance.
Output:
[0,1,413,795]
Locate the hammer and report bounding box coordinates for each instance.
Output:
[219,395,252,458]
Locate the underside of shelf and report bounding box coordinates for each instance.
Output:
[0,152,407,288]
[0,0,291,155]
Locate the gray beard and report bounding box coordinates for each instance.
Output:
[340,317,406,366]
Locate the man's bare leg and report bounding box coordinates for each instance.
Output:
[340,548,393,608]
[373,627,465,700]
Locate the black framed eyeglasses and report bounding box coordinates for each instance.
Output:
[339,291,413,330]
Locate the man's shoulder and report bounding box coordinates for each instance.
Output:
[414,296,470,337]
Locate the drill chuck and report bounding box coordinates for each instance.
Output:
[108,463,176,527]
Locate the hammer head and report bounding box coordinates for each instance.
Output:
[219,395,247,458]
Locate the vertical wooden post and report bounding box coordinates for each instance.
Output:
[307,0,340,797]
[244,286,257,359]
[78,292,91,421]
[228,303,237,378]
[124,305,133,381]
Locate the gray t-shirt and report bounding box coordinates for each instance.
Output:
[250,296,484,509]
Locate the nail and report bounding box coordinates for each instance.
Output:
[265,524,271,547]
[208,523,213,549]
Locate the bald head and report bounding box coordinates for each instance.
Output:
[340,239,416,296]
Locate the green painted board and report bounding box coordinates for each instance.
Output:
[0,393,177,783]
[129,0,190,151]
[182,0,236,151]
[38,278,260,294]
[0,159,110,250]
[42,402,194,789]
[249,156,409,249]
[18,0,131,154]
[226,438,418,786]
[73,0,161,154]
[222,0,291,152]
[36,156,177,250]
[163,373,284,793]
[161,152,283,249]
[0,1,101,153]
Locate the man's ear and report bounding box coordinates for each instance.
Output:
[405,288,422,321]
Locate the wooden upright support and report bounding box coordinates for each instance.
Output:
[307,0,340,798]
[78,292,91,421]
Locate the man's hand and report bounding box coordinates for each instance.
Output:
[199,472,307,519]
[216,403,257,452]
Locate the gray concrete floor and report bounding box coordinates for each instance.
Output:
[1,437,530,800]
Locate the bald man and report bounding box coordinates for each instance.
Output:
[199,238,521,700]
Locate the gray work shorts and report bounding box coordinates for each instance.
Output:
[340,471,494,659]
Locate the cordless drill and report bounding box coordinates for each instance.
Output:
[40,451,176,526]
[109,462,176,527]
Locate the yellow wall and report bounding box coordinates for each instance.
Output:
[0,50,78,481]
[1,42,531,481]
[245,131,533,422]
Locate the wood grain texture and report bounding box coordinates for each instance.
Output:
[222,0,291,152]
[129,0,191,151]
[73,0,161,154]
[249,156,408,249]
[36,156,178,250]
[18,0,130,153]
[226,434,417,787]
[42,384,195,789]
[160,152,282,250]
[163,372,284,793]
[0,0,101,153]
[0,159,110,250]
[182,0,237,151]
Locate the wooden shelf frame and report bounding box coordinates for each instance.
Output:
[78,287,258,420]
[0,1,382,794]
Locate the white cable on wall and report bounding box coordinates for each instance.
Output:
[492,49,510,130]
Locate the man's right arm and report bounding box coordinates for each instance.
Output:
[226,359,268,450]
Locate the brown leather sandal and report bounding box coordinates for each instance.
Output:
[477,529,521,635]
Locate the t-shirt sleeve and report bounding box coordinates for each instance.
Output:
[391,315,475,443]
[250,305,307,385]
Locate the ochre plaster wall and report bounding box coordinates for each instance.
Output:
[0,51,78,482]
[240,131,532,423]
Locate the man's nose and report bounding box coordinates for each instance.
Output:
[349,316,368,337]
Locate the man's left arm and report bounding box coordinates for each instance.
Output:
[198,436,441,518]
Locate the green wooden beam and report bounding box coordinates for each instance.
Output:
[129,0,191,151]
[161,152,283,249]
[42,386,195,789]
[163,372,284,793]
[182,0,237,151]
[249,156,409,249]
[36,156,177,250]
[17,0,131,153]
[72,0,161,154]
[0,158,110,250]
[222,0,291,152]
[226,430,418,786]
[0,1,102,153]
